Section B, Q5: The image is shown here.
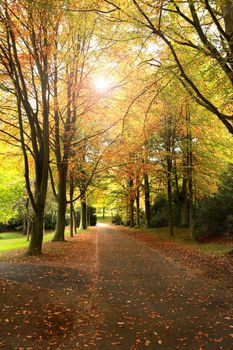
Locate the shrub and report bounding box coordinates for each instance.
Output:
[112,213,123,225]
[44,213,57,230]
[194,164,233,239]
[150,193,180,228]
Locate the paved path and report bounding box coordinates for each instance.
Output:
[1,225,233,349]
[93,225,233,350]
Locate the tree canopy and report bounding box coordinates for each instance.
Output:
[0,0,233,254]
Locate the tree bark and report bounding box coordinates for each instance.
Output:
[80,192,87,230]
[25,197,31,241]
[70,202,74,238]
[26,217,32,242]
[186,111,194,239]
[129,179,135,228]
[87,207,90,227]
[144,173,151,228]
[136,187,140,227]
[180,170,189,226]
[69,177,74,237]
[52,163,68,241]
[27,210,44,255]
[180,198,189,226]
[129,198,135,227]
[222,0,233,39]
[167,168,174,236]
[165,116,174,236]
[73,209,77,233]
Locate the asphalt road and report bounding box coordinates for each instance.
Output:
[92,225,233,350]
[1,225,233,350]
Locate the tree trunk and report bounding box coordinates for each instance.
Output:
[189,190,194,239]
[187,132,194,239]
[144,173,151,228]
[165,116,174,236]
[27,210,44,255]
[129,179,135,227]
[102,207,105,218]
[167,169,174,236]
[129,198,135,227]
[26,217,32,242]
[180,198,189,226]
[70,201,74,238]
[222,1,233,40]
[80,192,87,230]
[69,178,74,237]
[87,206,90,227]
[73,209,77,233]
[52,163,68,241]
[136,187,140,227]
[185,106,194,239]
[180,172,189,226]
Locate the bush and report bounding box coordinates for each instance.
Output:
[226,215,233,234]
[194,197,226,239]
[44,213,57,230]
[150,193,180,228]
[194,164,233,239]
[112,213,123,225]
[0,217,23,231]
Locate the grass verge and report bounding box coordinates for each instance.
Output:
[96,216,112,224]
[0,232,54,252]
[128,226,233,255]
[0,227,91,253]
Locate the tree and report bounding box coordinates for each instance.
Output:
[100,0,233,134]
[49,7,123,240]
[0,0,63,254]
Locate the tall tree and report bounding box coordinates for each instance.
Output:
[0,0,62,254]
[100,0,233,134]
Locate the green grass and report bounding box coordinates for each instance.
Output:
[195,242,232,255]
[130,226,233,255]
[0,227,93,253]
[0,231,55,252]
[96,216,112,224]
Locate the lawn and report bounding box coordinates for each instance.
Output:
[0,228,92,253]
[129,226,233,255]
[96,215,112,224]
[0,231,55,252]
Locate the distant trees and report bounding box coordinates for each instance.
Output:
[91,0,233,238]
[103,70,233,238]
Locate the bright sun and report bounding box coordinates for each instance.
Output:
[93,76,111,92]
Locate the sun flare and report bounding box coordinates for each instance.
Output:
[93,76,112,92]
